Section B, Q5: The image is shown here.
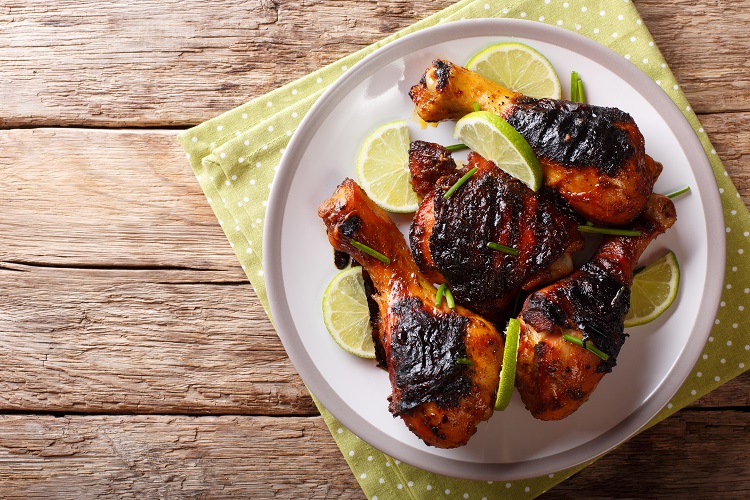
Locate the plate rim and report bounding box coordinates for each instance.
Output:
[264,18,726,481]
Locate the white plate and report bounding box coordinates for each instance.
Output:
[264,19,725,481]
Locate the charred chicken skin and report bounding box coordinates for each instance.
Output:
[409,60,663,225]
[515,194,677,420]
[409,143,585,324]
[318,178,504,448]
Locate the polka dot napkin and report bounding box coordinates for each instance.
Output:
[178,0,749,497]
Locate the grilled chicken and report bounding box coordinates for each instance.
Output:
[408,140,458,197]
[409,144,585,324]
[409,60,663,225]
[318,178,504,448]
[515,194,677,420]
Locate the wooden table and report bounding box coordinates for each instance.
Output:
[2,1,748,497]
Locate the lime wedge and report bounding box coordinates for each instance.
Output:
[356,120,420,213]
[624,251,680,327]
[322,266,376,358]
[467,42,562,99]
[494,318,521,411]
[453,111,543,191]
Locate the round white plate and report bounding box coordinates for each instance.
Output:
[264,19,725,481]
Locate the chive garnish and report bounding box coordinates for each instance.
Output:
[349,239,390,265]
[444,288,456,309]
[562,334,610,361]
[445,143,468,151]
[578,225,642,237]
[570,71,579,102]
[435,283,447,307]
[487,242,519,256]
[570,71,586,103]
[472,102,481,112]
[443,167,478,199]
[456,357,475,366]
[666,186,691,199]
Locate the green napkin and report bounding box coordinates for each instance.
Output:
[178,0,750,497]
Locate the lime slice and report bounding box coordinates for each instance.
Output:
[624,251,680,327]
[494,318,521,411]
[466,42,562,99]
[453,111,543,191]
[322,266,376,358]
[356,120,420,213]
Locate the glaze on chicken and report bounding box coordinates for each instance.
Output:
[318,178,504,448]
[409,60,663,225]
[515,194,677,420]
[409,144,585,324]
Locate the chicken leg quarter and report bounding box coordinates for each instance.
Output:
[318,178,505,448]
[409,60,663,225]
[515,194,677,420]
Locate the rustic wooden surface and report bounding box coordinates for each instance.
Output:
[1,0,748,498]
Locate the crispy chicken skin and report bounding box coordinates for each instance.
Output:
[408,140,459,197]
[318,179,504,448]
[409,60,663,226]
[515,194,677,420]
[409,147,585,324]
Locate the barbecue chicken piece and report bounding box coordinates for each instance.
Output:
[318,178,504,448]
[408,140,458,197]
[409,144,585,324]
[515,194,677,420]
[409,60,663,225]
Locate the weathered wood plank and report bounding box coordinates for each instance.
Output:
[0,128,240,270]
[545,409,750,499]
[689,371,750,408]
[1,258,747,415]
[0,0,747,127]
[0,414,363,499]
[0,411,746,498]
[0,263,317,414]
[637,0,750,115]
[0,0,455,127]
[1,112,748,271]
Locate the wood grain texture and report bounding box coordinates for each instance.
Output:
[545,409,750,499]
[0,129,237,269]
[0,415,362,499]
[0,0,455,128]
[0,263,315,415]
[1,123,747,416]
[0,0,748,127]
[1,0,749,498]
[0,411,746,499]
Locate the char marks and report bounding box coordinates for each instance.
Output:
[408,140,457,197]
[433,60,453,92]
[411,153,584,322]
[427,166,522,312]
[506,98,635,177]
[389,297,471,415]
[522,260,631,373]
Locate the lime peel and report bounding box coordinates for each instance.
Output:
[322,266,376,358]
[467,42,562,99]
[453,111,543,191]
[356,119,419,213]
[624,251,680,327]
